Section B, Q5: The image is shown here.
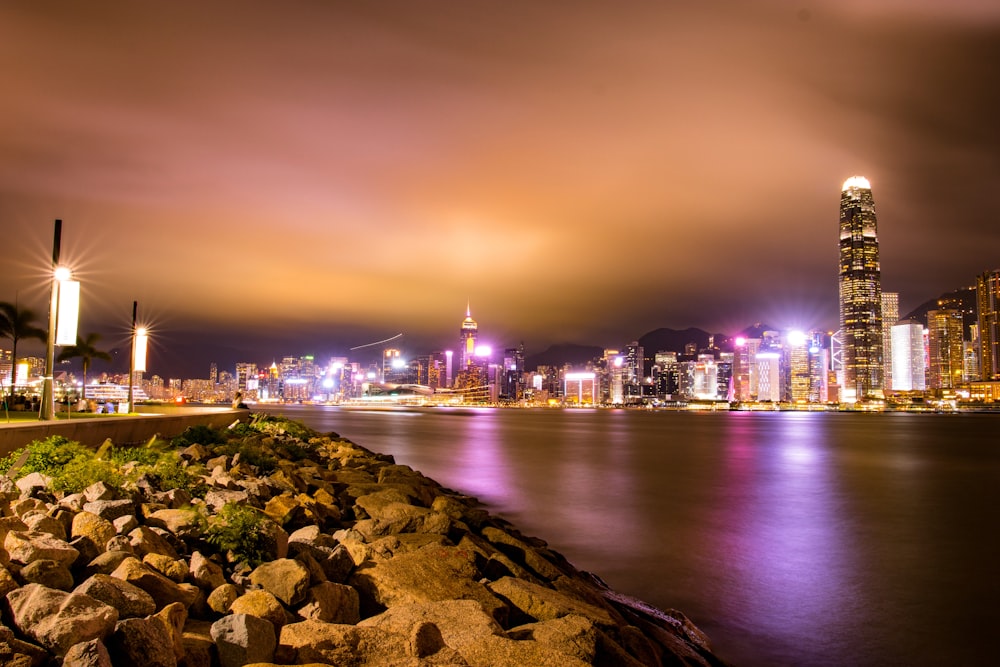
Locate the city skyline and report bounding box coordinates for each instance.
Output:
[1,2,999,378]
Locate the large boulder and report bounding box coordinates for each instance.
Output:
[4,529,79,567]
[62,637,113,667]
[189,551,227,590]
[109,557,199,609]
[106,617,177,667]
[75,573,157,618]
[487,576,617,629]
[20,558,75,591]
[297,582,360,624]
[210,613,276,667]
[228,589,287,629]
[350,544,507,623]
[248,558,310,606]
[5,583,118,656]
[71,511,117,555]
[277,620,415,665]
[83,499,136,523]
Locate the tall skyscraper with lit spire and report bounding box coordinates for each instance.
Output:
[838,176,884,399]
[460,303,478,369]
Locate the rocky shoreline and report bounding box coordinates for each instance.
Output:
[0,414,728,666]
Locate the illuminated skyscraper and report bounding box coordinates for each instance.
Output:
[890,320,925,391]
[977,270,1000,380]
[459,304,478,370]
[838,176,884,399]
[927,309,964,390]
[881,292,898,389]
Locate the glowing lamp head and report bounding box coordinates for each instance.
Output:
[735,336,747,348]
[787,330,807,347]
[54,266,72,281]
[842,176,871,191]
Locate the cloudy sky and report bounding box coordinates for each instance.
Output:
[1,1,998,377]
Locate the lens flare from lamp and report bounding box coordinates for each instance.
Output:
[134,328,148,372]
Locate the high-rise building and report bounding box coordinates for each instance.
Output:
[927,309,964,390]
[890,320,925,391]
[838,176,884,399]
[460,304,478,370]
[977,270,1000,380]
[881,292,899,389]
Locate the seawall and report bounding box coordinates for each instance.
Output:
[0,406,251,457]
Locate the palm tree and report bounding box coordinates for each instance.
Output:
[57,332,113,402]
[0,301,47,404]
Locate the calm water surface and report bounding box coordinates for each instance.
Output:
[259,406,1000,667]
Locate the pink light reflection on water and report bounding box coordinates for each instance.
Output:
[713,413,861,662]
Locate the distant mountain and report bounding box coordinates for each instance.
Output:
[900,286,977,331]
[637,327,727,355]
[525,343,605,370]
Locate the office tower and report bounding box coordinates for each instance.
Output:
[623,342,644,401]
[977,270,1000,380]
[838,176,884,399]
[787,331,810,403]
[754,351,782,402]
[460,304,478,370]
[927,309,964,389]
[881,292,899,389]
[890,320,925,391]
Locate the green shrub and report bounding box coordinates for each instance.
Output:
[108,445,161,467]
[171,424,227,448]
[150,453,207,497]
[206,502,271,566]
[51,456,124,493]
[0,436,90,478]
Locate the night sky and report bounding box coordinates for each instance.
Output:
[2,1,998,378]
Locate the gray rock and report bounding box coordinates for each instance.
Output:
[109,557,199,610]
[228,589,287,629]
[72,511,117,552]
[113,514,139,535]
[81,550,133,578]
[22,512,67,540]
[206,583,240,615]
[63,638,114,667]
[297,581,360,624]
[83,482,117,503]
[83,499,135,522]
[128,526,179,559]
[189,551,227,590]
[76,573,157,618]
[15,471,51,495]
[202,489,249,513]
[278,620,414,666]
[4,529,79,567]
[487,576,617,628]
[210,613,276,667]
[5,582,118,657]
[350,544,507,623]
[105,535,133,553]
[0,625,50,666]
[248,558,310,606]
[107,617,177,667]
[20,558,75,591]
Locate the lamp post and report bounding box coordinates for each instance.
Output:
[41,221,64,420]
[127,301,148,414]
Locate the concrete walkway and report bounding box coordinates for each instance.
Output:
[0,406,252,456]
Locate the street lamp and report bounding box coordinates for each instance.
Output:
[41,220,79,421]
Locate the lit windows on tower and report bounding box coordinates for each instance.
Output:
[838,176,884,400]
